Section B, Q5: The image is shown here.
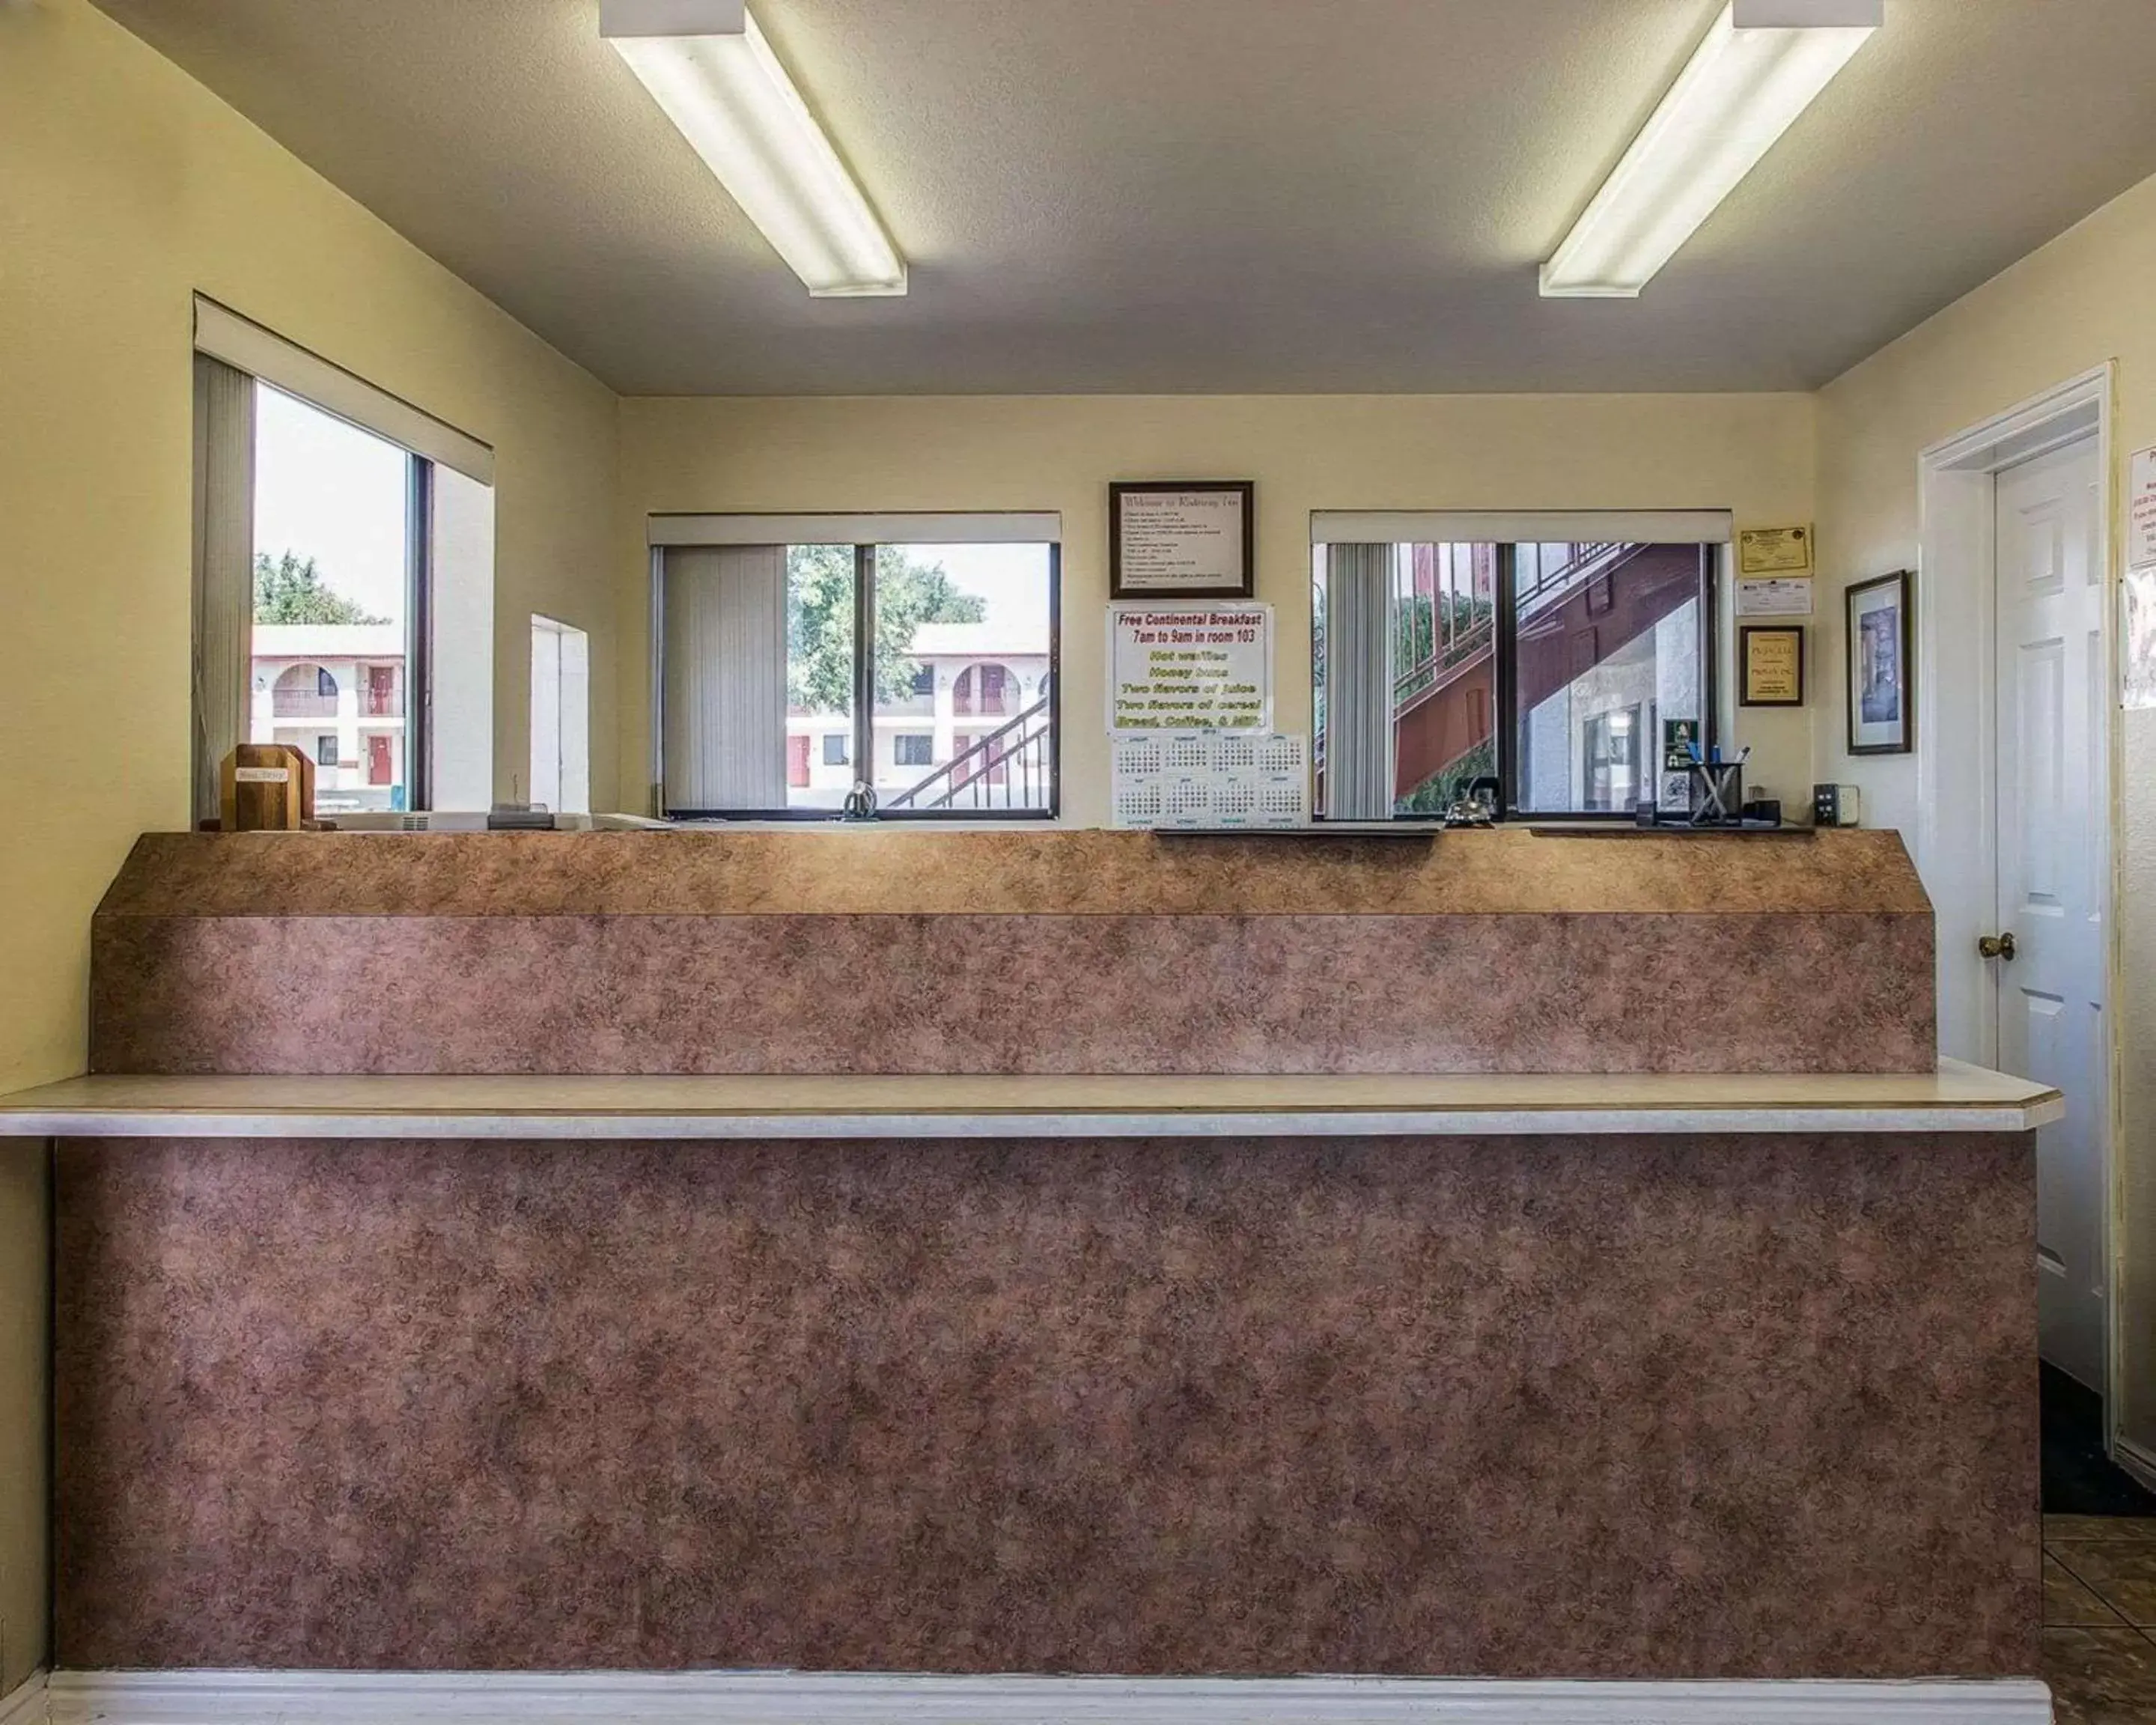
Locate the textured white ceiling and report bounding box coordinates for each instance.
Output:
[91,0,2156,395]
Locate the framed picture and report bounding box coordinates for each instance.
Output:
[1738,624,1805,707]
[1109,481,1255,600]
[1845,570,1913,755]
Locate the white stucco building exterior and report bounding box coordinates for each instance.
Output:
[251,623,408,812]
[788,623,1053,808]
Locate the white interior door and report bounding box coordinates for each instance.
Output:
[1993,433,2109,1393]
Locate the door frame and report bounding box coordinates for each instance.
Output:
[1915,364,2123,1436]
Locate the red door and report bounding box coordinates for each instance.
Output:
[367,735,393,786]
[787,734,811,788]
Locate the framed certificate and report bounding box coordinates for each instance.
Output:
[1739,525,1813,575]
[1740,624,1806,708]
[1109,481,1255,600]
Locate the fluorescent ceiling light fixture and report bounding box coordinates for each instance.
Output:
[602,0,906,297]
[1540,0,1881,298]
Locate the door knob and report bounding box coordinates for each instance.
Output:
[1978,932,2018,961]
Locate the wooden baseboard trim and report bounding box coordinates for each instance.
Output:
[0,1673,47,1725]
[2112,1432,2156,1496]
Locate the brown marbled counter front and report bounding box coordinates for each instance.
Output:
[54,1129,2036,1678]
[89,829,1936,1074]
[100,827,1934,918]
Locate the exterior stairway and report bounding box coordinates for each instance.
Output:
[1392,542,1705,802]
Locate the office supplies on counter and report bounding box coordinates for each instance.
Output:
[1687,761,1743,827]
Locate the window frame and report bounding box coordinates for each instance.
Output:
[1315,537,1720,823]
[1494,541,1719,822]
[195,299,486,821]
[651,532,1062,824]
[404,449,434,812]
[242,381,437,814]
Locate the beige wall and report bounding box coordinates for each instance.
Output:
[618,393,1819,825]
[1815,168,2156,1461]
[0,0,623,1687]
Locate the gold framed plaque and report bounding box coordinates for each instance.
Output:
[1739,624,1806,708]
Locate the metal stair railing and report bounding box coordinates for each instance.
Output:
[1517,541,1642,619]
[881,693,1051,812]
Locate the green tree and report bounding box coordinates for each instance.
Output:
[1397,737,1495,815]
[786,545,985,711]
[253,550,388,625]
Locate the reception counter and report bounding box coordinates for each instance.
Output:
[22,828,2045,1698]
[89,827,1934,1074]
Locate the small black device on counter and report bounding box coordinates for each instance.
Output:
[1813,782,1862,827]
[1743,797,1782,827]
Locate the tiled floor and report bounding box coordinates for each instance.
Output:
[2045,1515,2156,1722]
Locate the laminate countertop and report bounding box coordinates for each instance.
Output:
[0,1059,2059,1139]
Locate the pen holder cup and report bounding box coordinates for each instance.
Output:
[1688,763,1744,827]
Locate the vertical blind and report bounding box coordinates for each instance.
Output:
[662,545,788,812]
[1322,544,1395,821]
[191,356,255,823]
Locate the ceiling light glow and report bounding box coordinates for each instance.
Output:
[602,0,906,297]
[1540,0,1881,298]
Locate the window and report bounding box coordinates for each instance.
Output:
[1510,545,1714,818]
[192,297,496,821]
[655,515,1060,819]
[1312,515,1723,819]
[247,386,415,816]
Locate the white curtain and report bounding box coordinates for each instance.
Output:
[662,544,788,812]
[1323,544,1394,821]
[192,355,255,824]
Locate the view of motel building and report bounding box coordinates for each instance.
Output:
[250,621,1044,815]
[251,624,408,812]
[788,622,1051,808]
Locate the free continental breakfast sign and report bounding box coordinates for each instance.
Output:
[1109,603,1272,733]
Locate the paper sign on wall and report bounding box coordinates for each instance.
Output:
[1735,575,1814,617]
[2132,447,2156,571]
[1111,731,1308,829]
[1108,603,1272,733]
[2127,446,2156,711]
